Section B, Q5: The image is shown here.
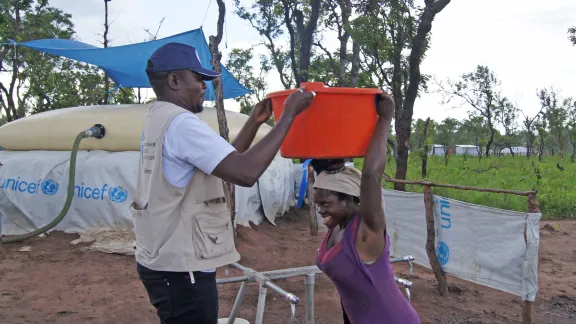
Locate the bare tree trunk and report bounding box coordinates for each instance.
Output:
[475,137,483,162]
[350,40,360,87]
[103,0,110,105]
[297,0,321,84]
[538,133,544,162]
[337,0,352,86]
[281,0,322,87]
[485,124,495,157]
[209,0,236,232]
[421,118,431,178]
[424,185,448,296]
[394,0,452,190]
[281,0,300,86]
[508,144,515,157]
[387,138,397,159]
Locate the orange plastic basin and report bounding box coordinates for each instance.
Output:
[266,82,383,159]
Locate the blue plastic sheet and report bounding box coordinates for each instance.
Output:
[297,159,313,208]
[9,28,251,101]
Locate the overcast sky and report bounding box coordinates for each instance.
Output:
[36,0,576,126]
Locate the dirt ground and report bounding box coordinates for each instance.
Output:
[0,208,575,324]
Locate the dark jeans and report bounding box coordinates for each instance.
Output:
[137,263,218,324]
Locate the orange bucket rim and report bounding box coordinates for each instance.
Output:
[265,82,383,98]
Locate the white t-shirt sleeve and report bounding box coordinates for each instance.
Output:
[164,113,236,175]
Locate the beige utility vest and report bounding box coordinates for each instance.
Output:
[132,101,240,272]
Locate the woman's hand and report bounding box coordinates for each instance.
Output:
[250,98,273,125]
[376,93,395,121]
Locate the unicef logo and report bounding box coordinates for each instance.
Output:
[41,179,59,196]
[108,186,128,204]
[436,241,450,266]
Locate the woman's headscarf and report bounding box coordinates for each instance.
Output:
[313,166,362,197]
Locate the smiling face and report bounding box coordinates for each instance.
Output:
[313,188,358,229]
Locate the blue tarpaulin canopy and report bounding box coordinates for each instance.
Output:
[9,28,251,101]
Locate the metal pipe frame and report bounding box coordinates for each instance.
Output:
[390,255,415,274]
[218,268,412,291]
[227,262,299,304]
[226,281,247,323]
[255,285,267,324]
[218,255,414,283]
[217,257,415,324]
[305,274,315,323]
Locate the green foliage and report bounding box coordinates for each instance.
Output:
[350,0,426,93]
[234,0,296,89]
[224,47,274,126]
[0,0,75,119]
[353,155,576,219]
[440,66,518,156]
[225,47,268,115]
[0,0,135,121]
[538,88,569,156]
[308,54,339,86]
[411,117,435,158]
[434,117,458,148]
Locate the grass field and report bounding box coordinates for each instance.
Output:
[350,155,576,220]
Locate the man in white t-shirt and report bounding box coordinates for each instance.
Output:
[135,42,315,324]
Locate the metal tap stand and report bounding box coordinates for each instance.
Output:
[217,255,415,324]
[219,263,300,324]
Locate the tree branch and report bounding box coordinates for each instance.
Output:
[394,0,452,189]
[312,41,338,73]
[280,0,300,86]
[350,39,360,87]
[299,0,322,83]
[337,0,352,86]
[209,0,229,140]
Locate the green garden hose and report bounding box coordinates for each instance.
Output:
[0,124,105,244]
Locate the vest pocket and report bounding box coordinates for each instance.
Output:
[193,202,234,259]
[131,207,155,257]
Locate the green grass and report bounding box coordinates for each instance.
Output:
[350,155,576,220]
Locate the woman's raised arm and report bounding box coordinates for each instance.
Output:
[359,93,395,233]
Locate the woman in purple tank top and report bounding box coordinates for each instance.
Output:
[311,93,421,324]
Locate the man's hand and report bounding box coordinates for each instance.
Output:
[376,92,395,121]
[250,98,273,125]
[283,88,315,118]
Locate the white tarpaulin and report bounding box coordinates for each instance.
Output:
[0,150,137,235]
[259,155,295,226]
[383,189,541,302]
[0,150,295,235]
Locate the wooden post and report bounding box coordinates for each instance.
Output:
[208,0,236,235]
[522,193,539,324]
[307,164,318,236]
[423,185,448,296]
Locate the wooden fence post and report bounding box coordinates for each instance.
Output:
[307,164,319,236]
[423,184,448,296]
[522,193,539,324]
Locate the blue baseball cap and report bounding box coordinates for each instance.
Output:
[145,42,220,81]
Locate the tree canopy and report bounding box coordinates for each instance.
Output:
[0,0,134,122]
